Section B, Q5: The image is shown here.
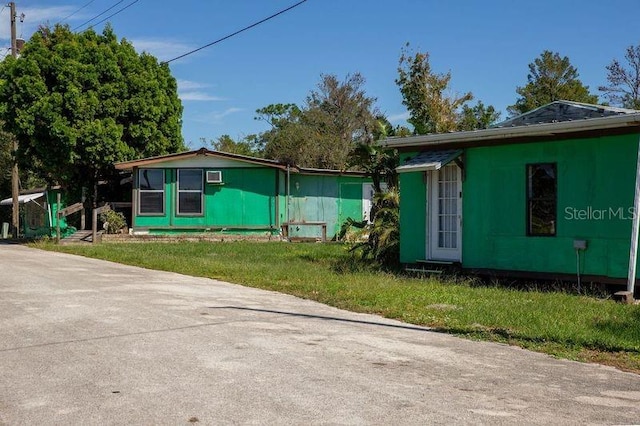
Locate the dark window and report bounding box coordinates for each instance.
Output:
[177,169,203,215]
[138,169,164,215]
[527,163,556,236]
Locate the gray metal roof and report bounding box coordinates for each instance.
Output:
[396,149,462,173]
[384,109,640,150]
[492,101,638,128]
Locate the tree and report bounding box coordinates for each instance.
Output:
[599,44,640,110]
[507,50,598,116]
[0,24,184,204]
[258,73,378,169]
[457,101,501,131]
[396,44,473,134]
[210,134,263,157]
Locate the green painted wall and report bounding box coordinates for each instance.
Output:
[134,167,279,233]
[132,165,369,239]
[398,160,427,263]
[398,132,640,279]
[462,133,639,278]
[288,174,366,239]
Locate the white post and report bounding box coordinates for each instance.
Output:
[627,134,640,293]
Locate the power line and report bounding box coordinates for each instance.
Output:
[58,0,98,24]
[0,47,11,60]
[86,0,140,29]
[163,0,308,64]
[73,0,125,31]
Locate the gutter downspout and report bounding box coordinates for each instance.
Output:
[627,133,640,294]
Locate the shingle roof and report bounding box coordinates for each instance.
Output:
[492,101,639,128]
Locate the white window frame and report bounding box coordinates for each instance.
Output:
[138,169,165,216]
[177,169,204,216]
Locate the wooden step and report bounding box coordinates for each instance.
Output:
[61,230,95,244]
[416,259,454,265]
[405,267,443,274]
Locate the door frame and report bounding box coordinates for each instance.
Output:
[427,164,462,261]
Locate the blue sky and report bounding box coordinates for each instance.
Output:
[6,0,640,149]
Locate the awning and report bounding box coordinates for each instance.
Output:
[0,192,45,206]
[396,149,462,173]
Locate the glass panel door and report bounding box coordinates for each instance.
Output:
[429,164,461,261]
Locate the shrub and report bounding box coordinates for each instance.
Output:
[100,209,127,234]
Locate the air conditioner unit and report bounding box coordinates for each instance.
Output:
[206,170,222,184]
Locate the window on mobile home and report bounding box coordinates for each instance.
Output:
[527,163,556,236]
[177,169,203,215]
[138,169,165,215]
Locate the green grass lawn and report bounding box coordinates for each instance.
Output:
[34,240,640,373]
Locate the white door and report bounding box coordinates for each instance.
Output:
[362,183,375,223]
[362,182,388,223]
[429,164,462,261]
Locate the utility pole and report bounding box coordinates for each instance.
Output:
[9,1,18,238]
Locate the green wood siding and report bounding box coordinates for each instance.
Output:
[134,167,278,231]
[131,164,369,238]
[398,165,427,263]
[463,133,638,278]
[398,132,640,279]
[288,175,366,239]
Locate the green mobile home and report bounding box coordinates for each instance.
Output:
[115,148,372,240]
[387,101,640,284]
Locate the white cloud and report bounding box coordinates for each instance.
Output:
[129,38,195,62]
[180,92,226,102]
[177,79,208,91]
[192,107,243,124]
[211,107,243,121]
[177,79,225,102]
[387,111,410,123]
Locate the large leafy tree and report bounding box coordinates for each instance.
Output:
[396,45,473,134]
[396,45,499,134]
[209,134,263,157]
[0,24,184,202]
[457,101,501,131]
[259,73,378,169]
[599,44,640,110]
[507,50,598,116]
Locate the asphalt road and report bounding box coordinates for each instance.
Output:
[1,244,639,425]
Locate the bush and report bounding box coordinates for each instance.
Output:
[341,188,400,269]
[99,209,127,234]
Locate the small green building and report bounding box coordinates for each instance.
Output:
[115,148,373,240]
[387,101,640,284]
[0,187,69,238]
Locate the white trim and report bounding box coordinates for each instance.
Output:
[385,113,640,149]
[428,165,462,261]
[206,170,223,184]
[0,192,45,206]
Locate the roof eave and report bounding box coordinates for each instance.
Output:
[114,149,296,171]
[384,114,640,149]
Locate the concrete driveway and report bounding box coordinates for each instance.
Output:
[1,244,639,425]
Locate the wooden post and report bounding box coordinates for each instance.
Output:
[80,187,86,230]
[56,192,61,243]
[9,2,18,238]
[92,207,98,244]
